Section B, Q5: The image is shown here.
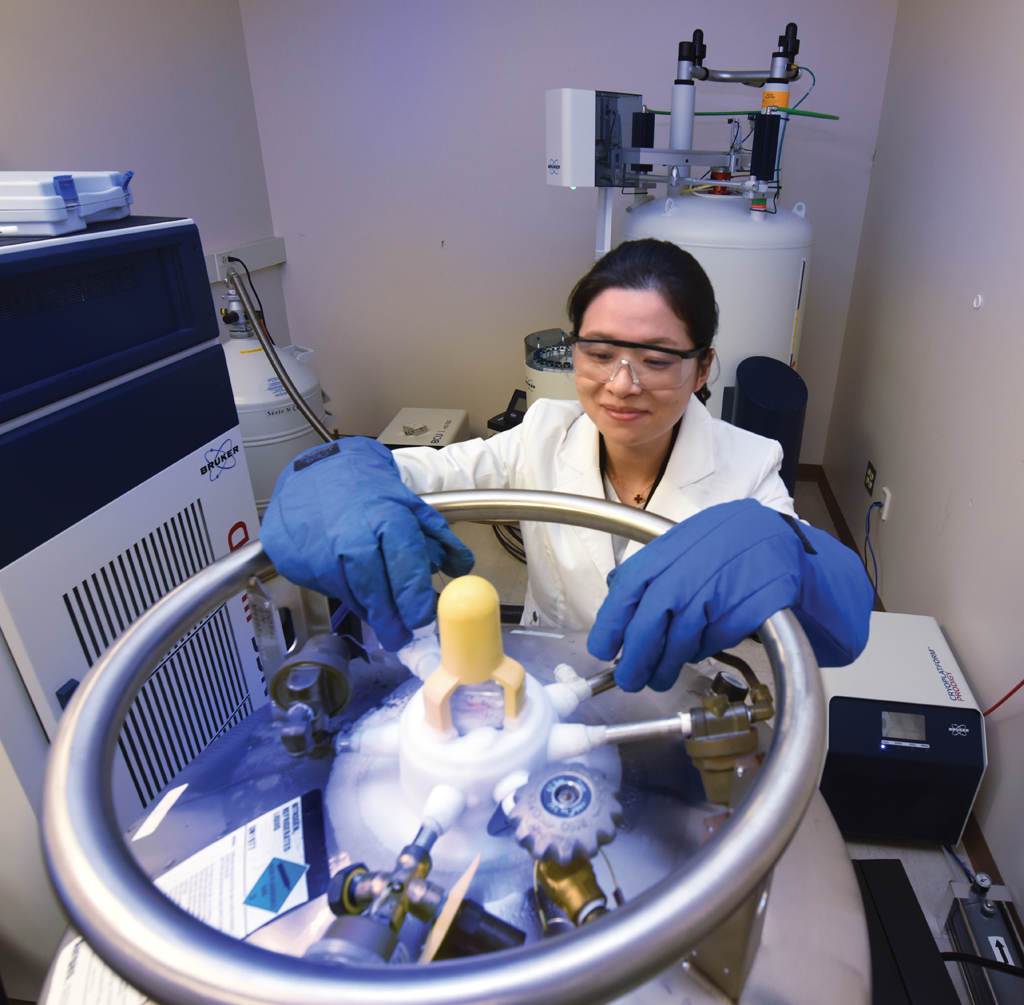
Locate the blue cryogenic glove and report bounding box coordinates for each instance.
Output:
[588,498,873,692]
[261,438,475,651]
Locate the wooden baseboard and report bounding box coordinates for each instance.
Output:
[796,463,885,613]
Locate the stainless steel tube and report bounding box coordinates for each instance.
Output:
[584,666,618,695]
[225,268,334,444]
[603,713,693,745]
[43,489,825,1005]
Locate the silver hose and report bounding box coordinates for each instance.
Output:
[42,489,824,1005]
[225,267,334,444]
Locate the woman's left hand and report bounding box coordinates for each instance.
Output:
[587,498,873,692]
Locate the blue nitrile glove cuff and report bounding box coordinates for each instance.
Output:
[261,437,474,651]
[587,499,873,693]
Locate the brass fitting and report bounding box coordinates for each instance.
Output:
[685,695,759,806]
[748,683,774,722]
[330,843,437,933]
[368,843,434,931]
[537,858,608,926]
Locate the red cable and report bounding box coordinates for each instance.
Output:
[983,677,1024,717]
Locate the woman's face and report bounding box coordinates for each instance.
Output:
[574,287,712,453]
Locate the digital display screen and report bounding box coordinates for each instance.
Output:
[881,710,926,742]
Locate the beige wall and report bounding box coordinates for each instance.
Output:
[824,0,1024,901]
[0,0,289,341]
[238,0,897,457]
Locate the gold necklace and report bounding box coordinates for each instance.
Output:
[607,469,657,507]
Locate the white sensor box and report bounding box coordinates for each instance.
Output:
[545,89,595,188]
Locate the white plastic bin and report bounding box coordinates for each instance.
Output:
[0,171,134,237]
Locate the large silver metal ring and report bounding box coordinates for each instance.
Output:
[43,489,825,1005]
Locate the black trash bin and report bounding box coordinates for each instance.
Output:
[733,356,808,496]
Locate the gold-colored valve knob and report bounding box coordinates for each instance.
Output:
[421,576,525,732]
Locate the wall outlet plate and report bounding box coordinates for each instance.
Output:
[864,462,877,496]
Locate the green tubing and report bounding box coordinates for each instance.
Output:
[644,108,837,120]
[693,108,838,120]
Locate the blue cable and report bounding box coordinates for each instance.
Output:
[946,846,975,882]
[792,66,816,110]
[865,502,882,611]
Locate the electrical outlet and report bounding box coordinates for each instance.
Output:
[864,462,876,496]
[204,236,286,283]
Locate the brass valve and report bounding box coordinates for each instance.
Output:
[685,682,774,806]
[327,847,525,960]
[368,842,434,932]
[313,840,434,966]
[537,858,609,926]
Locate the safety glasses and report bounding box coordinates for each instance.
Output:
[567,334,704,390]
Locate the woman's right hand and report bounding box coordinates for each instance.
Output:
[260,438,475,650]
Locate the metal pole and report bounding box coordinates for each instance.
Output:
[42,490,824,1005]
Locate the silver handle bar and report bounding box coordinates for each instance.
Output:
[42,489,825,1005]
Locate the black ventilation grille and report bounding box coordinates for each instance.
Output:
[164,246,194,326]
[0,265,139,322]
[118,606,252,803]
[63,499,253,807]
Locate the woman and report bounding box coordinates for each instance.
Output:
[262,240,871,690]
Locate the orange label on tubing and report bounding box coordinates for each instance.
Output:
[762,89,790,109]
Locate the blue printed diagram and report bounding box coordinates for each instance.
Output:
[244,857,308,914]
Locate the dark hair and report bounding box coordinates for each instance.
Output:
[567,238,718,355]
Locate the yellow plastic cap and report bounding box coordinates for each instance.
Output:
[422,576,525,732]
[437,575,504,682]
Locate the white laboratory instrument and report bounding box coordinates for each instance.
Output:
[377,407,471,449]
[219,277,333,517]
[0,217,266,997]
[523,328,577,407]
[623,196,811,408]
[221,335,331,516]
[819,612,987,845]
[546,23,830,420]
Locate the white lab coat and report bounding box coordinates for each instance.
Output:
[393,397,796,631]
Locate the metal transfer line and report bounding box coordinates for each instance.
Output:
[225,267,334,444]
[42,489,825,1005]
